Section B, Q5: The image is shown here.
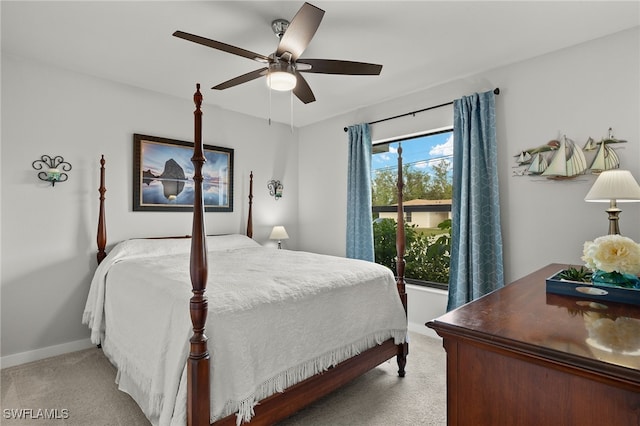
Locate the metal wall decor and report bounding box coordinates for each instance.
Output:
[32,155,72,186]
[513,128,627,179]
[267,179,283,200]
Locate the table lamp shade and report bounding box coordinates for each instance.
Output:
[269,226,289,240]
[585,170,640,202]
[584,169,640,235]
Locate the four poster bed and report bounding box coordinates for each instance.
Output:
[83,85,409,426]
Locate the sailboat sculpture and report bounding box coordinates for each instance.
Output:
[516,151,532,165]
[589,140,620,173]
[583,129,625,173]
[527,153,548,175]
[513,140,560,174]
[541,135,587,179]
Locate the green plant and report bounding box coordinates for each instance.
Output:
[373,218,418,269]
[373,218,451,285]
[557,266,593,283]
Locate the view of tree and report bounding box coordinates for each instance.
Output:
[424,160,452,200]
[372,159,452,206]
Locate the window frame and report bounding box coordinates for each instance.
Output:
[371,126,453,290]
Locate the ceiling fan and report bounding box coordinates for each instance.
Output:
[173,2,382,104]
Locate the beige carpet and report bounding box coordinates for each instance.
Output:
[1,332,446,425]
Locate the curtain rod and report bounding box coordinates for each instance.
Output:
[343,88,500,132]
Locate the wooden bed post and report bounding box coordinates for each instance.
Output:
[395,143,409,377]
[97,155,107,264]
[188,84,210,426]
[247,171,253,238]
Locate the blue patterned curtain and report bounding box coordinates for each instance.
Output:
[346,123,374,261]
[448,90,505,311]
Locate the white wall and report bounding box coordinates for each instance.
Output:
[2,27,639,363]
[298,27,640,333]
[0,54,299,362]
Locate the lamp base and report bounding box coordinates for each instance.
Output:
[605,207,621,235]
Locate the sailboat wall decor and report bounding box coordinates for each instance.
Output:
[541,135,587,179]
[513,128,628,179]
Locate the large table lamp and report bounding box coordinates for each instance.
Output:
[584,169,640,235]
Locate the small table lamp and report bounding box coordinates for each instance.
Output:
[269,225,289,249]
[585,169,640,235]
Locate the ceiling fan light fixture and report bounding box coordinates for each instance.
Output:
[174,2,381,104]
[267,63,297,91]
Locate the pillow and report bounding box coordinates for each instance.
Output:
[206,234,260,251]
[104,234,259,263]
[106,237,193,262]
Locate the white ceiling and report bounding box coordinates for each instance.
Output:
[2,1,639,127]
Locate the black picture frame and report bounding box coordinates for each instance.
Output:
[133,134,233,212]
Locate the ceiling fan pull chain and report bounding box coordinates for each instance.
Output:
[290,90,294,133]
[268,85,272,126]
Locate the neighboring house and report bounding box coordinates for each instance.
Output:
[376,199,452,229]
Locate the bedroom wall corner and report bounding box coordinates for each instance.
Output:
[298,27,640,282]
[297,27,639,332]
[0,53,299,361]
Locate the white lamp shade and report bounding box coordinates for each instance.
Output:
[269,226,289,240]
[585,170,640,202]
[266,63,297,91]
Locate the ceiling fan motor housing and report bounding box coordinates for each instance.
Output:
[271,19,290,39]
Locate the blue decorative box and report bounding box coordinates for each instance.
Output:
[546,270,640,306]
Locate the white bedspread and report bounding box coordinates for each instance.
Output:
[83,235,407,425]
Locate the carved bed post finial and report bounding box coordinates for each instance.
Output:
[395,143,409,377]
[247,171,254,238]
[97,155,107,264]
[188,83,210,426]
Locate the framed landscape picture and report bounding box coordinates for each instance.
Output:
[133,134,233,212]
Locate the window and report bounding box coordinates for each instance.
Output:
[371,128,453,289]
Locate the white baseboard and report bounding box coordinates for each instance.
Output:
[408,321,442,340]
[0,328,436,369]
[1,338,94,369]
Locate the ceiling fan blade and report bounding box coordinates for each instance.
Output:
[297,59,382,75]
[293,73,316,104]
[173,30,270,63]
[276,3,325,61]
[212,68,268,90]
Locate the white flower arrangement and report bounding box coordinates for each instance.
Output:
[582,235,640,276]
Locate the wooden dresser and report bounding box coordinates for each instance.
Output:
[426,263,640,426]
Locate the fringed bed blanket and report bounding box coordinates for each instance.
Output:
[83,234,407,425]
